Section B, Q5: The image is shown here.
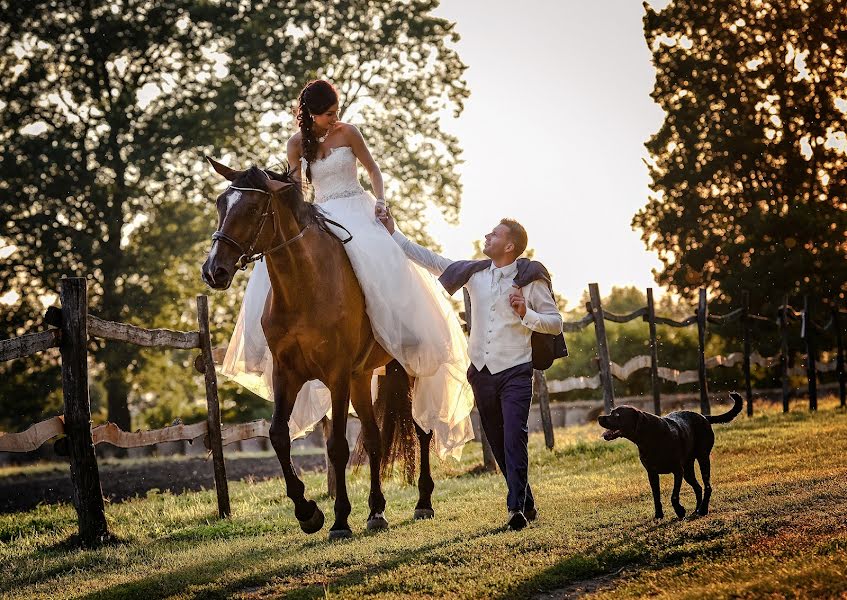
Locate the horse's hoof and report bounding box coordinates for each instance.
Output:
[328,528,353,541]
[366,514,389,531]
[298,501,325,534]
[414,508,435,520]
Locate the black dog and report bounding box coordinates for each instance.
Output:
[597,392,743,519]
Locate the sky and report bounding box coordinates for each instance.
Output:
[424,0,673,308]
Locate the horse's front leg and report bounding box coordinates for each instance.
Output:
[350,371,388,530]
[327,377,353,539]
[268,363,324,534]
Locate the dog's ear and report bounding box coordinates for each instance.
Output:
[630,409,645,435]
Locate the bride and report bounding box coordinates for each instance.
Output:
[218,79,474,459]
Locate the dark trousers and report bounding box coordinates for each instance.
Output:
[468,361,535,513]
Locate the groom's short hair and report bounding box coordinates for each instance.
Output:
[499,218,528,256]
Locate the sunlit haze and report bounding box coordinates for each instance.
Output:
[422,0,673,308]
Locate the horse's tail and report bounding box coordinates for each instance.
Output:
[374,359,417,484]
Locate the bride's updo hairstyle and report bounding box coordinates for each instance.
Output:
[296,79,339,183]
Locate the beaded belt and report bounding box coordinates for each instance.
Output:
[316,187,365,203]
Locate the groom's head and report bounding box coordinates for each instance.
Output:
[483,218,528,263]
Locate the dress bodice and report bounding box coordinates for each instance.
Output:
[302,146,365,204]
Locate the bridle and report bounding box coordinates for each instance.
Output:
[211,170,352,271]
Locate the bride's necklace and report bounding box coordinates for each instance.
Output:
[316,127,332,144]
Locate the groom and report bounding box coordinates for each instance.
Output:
[380,211,564,531]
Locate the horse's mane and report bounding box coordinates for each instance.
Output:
[236,165,322,227]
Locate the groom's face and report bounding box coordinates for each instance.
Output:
[483,224,515,260]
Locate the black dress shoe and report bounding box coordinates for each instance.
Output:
[524,507,537,523]
[506,511,528,531]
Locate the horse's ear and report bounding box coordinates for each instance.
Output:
[206,156,243,182]
[266,179,293,195]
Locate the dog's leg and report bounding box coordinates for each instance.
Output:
[670,470,686,519]
[683,460,703,515]
[697,454,712,516]
[648,471,663,519]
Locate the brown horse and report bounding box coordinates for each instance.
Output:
[201,157,435,539]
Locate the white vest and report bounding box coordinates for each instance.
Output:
[466,263,534,374]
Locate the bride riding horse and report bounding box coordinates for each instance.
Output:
[201,158,435,539]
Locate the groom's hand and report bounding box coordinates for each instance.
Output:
[378,207,395,234]
[509,285,527,318]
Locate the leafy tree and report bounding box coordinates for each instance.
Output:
[0,0,467,432]
[634,0,847,319]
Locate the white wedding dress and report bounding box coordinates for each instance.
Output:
[218,145,475,459]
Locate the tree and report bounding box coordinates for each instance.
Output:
[634,0,847,317]
[0,0,467,432]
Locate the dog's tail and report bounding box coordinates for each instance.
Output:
[706,392,744,424]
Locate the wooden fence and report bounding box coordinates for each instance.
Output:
[2,278,845,538]
[0,277,262,543]
[528,283,847,453]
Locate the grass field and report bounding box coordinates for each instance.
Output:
[1,396,846,599]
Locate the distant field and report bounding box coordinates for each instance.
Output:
[1,397,845,599]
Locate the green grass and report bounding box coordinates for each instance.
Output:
[2,397,846,599]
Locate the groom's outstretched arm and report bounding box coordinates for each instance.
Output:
[389,229,454,276]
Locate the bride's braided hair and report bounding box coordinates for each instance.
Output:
[296,79,338,183]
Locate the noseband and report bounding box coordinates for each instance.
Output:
[211,170,352,271]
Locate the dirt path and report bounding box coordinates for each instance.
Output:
[0,453,326,513]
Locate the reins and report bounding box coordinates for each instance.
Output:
[211,170,352,271]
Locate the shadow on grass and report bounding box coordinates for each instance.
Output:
[72,520,504,600]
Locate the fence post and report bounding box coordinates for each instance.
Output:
[196,295,231,518]
[833,305,846,409]
[588,283,615,413]
[741,290,753,417]
[802,295,817,411]
[533,370,554,450]
[779,296,790,412]
[646,288,661,415]
[696,288,710,416]
[479,422,498,472]
[60,277,109,545]
[320,416,337,497]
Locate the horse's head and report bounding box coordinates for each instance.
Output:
[201,156,297,289]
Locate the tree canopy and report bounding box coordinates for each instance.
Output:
[0,0,468,432]
[634,0,847,315]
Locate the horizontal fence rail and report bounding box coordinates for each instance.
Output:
[0,328,61,362]
[89,315,201,349]
[0,416,276,454]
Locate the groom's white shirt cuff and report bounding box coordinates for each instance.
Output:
[522,308,541,329]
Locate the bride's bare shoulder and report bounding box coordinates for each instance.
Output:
[286,131,302,155]
[337,122,364,141]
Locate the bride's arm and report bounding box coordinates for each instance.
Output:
[286,134,303,184]
[346,124,386,210]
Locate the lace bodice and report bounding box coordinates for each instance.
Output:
[302,146,365,204]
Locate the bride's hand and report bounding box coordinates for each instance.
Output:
[374,200,388,220]
[377,206,395,234]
